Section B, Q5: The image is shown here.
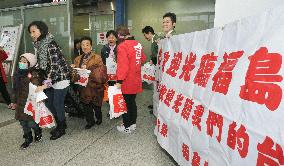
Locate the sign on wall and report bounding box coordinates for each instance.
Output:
[97,32,107,45]
[155,9,284,166]
[0,26,19,61]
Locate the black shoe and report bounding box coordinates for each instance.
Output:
[50,129,65,140]
[50,127,57,135]
[62,120,67,129]
[148,105,153,109]
[95,120,102,125]
[68,113,75,117]
[20,132,33,149]
[20,141,32,149]
[85,123,95,129]
[34,128,42,142]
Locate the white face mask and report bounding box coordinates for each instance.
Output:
[18,62,28,69]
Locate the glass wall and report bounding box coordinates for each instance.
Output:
[24,4,70,59]
[126,0,215,59]
[89,13,114,53]
[0,2,71,61]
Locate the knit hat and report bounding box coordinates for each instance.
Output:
[20,53,37,68]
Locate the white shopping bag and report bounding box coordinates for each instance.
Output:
[24,83,55,128]
[106,57,117,75]
[141,62,156,84]
[106,57,117,81]
[73,68,91,87]
[108,86,127,119]
[37,102,55,128]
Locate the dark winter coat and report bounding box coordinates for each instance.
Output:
[100,44,117,65]
[14,69,46,121]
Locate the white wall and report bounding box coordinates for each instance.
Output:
[214,0,284,27]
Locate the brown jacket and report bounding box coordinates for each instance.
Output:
[14,69,45,121]
[74,52,107,106]
[74,52,103,70]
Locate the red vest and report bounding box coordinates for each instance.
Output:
[116,40,146,94]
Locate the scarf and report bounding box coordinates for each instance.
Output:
[33,33,54,71]
[79,52,92,68]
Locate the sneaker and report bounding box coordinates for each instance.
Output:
[117,125,132,134]
[129,124,136,131]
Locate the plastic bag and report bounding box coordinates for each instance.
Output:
[37,102,55,128]
[24,83,55,128]
[141,62,156,84]
[108,86,127,119]
[73,68,91,87]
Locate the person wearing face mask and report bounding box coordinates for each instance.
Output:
[162,12,177,38]
[13,53,44,149]
[72,36,107,129]
[0,47,14,109]
[28,21,70,140]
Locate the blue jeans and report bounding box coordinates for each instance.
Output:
[45,87,69,122]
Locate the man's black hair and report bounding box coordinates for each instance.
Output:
[142,26,155,34]
[163,12,177,24]
[106,30,118,39]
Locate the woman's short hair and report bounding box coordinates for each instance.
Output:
[28,21,49,41]
[80,36,93,46]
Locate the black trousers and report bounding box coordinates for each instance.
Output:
[0,76,11,105]
[83,103,102,124]
[19,120,40,135]
[122,94,137,128]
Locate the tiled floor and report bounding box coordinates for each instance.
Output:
[0,88,177,166]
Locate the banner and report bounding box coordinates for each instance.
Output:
[155,9,284,166]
